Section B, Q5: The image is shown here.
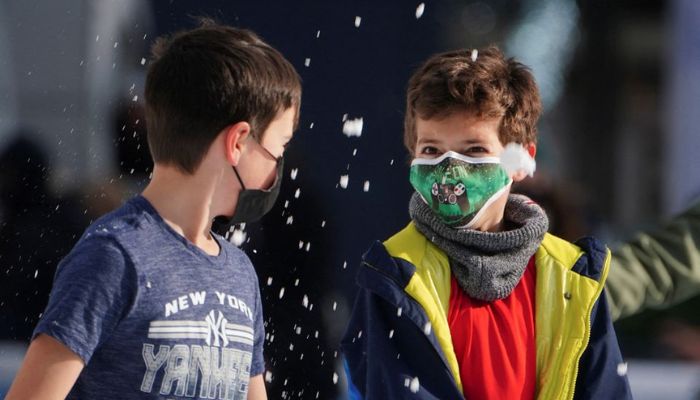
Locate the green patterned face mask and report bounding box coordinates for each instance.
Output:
[409,151,512,228]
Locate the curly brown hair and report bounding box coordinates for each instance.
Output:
[404,46,542,155]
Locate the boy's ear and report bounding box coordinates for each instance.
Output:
[223,122,251,166]
[511,142,537,182]
[526,142,537,158]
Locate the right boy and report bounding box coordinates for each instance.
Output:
[341,47,632,399]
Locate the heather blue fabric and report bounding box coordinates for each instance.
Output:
[34,195,264,399]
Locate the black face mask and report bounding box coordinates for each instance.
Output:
[213,156,284,232]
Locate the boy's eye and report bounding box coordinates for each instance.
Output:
[420,146,439,156]
[465,146,487,155]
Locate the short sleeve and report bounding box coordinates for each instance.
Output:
[250,284,266,376]
[32,235,136,364]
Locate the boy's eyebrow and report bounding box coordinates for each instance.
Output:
[416,138,485,145]
[461,138,485,145]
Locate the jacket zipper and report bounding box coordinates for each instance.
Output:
[565,249,611,400]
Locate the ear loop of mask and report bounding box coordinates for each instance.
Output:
[232,139,279,192]
[232,166,247,191]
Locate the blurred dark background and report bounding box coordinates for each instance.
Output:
[1,0,699,398]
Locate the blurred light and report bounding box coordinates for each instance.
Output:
[506,0,580,110]
[461,2,497,36]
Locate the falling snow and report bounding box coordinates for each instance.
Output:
[342,117,363,137]
[279,287,286,299]
[339,175,349,189]
[416,3,425,19]
[231,229,247,246]
[332,372,339,384]
[617,362,628,376]
[302,295,309,308]
[354,16,362,27]
[363,181,370,192]
[290,168,298,180]
[304,58,311,67]
[409,377,420,393]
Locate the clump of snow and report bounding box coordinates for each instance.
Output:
[231,229,247,246]
[342,118,363,137]
[409,377,420,393]
[416,3,425,19]
[339,175,349,189]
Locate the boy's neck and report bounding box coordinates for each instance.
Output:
[141,164,226,256]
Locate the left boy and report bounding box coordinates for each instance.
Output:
[7,20,300,400]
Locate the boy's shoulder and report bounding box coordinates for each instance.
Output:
[79,196,155,245]
[538,233,609,281]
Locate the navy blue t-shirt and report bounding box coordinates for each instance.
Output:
[33,196,265,399]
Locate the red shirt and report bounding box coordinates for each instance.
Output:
[447,257,537,400]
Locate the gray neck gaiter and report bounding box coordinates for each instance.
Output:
[409,192,549,302]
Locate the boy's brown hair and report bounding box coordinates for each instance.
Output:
[145,19,301,174]
[404,46,542,155]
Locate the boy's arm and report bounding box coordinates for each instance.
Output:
[5,334,84,400]
[606,200,700,320]
[247,375,267,400]
[574,290,633,399]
